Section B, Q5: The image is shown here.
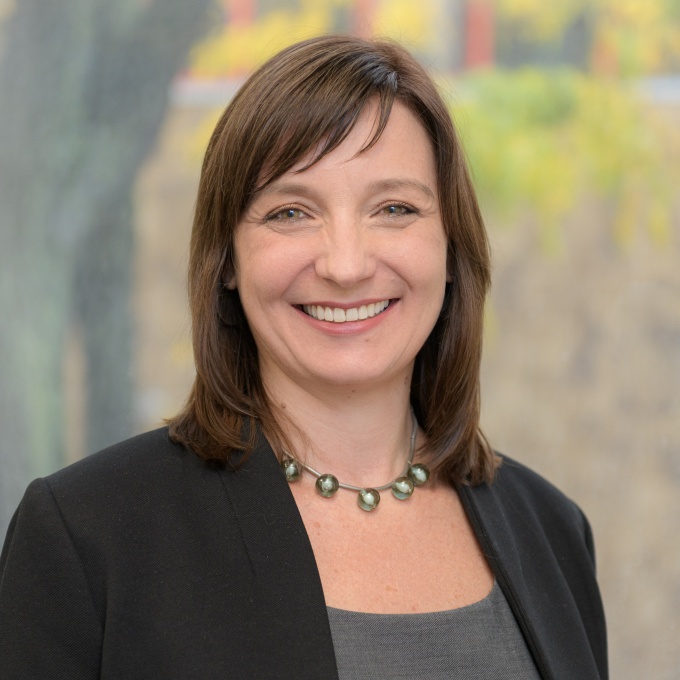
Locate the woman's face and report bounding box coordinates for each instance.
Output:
[231,101,448,394]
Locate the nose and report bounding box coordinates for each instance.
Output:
[314,217,377,288]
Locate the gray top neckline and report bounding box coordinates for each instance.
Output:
[327,579,541,680]
[327,579,498,619]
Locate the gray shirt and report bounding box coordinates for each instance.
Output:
[327,581,541,679]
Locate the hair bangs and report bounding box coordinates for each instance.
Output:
[251,51,399,193]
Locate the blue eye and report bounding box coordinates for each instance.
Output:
[383,204,413,216]
[267,207,305,221]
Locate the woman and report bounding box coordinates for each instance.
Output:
[0,36,607,679]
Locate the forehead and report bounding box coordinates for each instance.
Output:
[269,101,437,189]
[252,95,434,187]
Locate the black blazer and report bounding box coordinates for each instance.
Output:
[0,427,607,679]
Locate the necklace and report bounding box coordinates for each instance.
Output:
[280,410,430,512]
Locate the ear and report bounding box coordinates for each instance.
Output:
[446,271,453,283]
[224,263,237,290]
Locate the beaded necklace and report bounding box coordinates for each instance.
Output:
[281,411,430,511]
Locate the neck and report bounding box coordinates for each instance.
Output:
[262,369,417,488]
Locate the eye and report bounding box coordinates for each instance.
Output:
[379,203,415,217]
[266,207,307,222]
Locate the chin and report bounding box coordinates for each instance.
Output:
[303,362,409,391]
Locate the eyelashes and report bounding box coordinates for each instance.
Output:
[265,206,307,222]
[379,203,416,217]
[264,202,418,223]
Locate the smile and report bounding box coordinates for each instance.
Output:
[301,300,391,323]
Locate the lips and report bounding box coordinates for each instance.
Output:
[301,300,391,323]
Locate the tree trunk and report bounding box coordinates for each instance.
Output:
[0,0,213,537]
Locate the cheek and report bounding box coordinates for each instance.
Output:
[234,242,305,312]
[403,229,449,284]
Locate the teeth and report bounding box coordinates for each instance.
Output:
[303,300,391,323]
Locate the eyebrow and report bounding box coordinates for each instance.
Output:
[254,182,316,199]
[255,178,437,201]
[365,179,436,201]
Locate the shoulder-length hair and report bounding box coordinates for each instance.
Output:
[168,34,497,485]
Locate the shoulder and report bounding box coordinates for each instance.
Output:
[41,427,206,503]
[47,427,189,484]
[11,428,228,563]
[461,453,595,562]
[5,428,251,596]
[493,454,588,523]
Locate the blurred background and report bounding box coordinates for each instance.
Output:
[0,0,678,676]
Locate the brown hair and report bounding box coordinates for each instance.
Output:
[168,35,497,485]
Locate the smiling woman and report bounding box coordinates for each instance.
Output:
[0,36,607,680]
[174,37,494,487]
[229,101,448,393]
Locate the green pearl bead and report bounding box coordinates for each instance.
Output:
[316,474,339,497]
[357,488,380,511]
[281,458,301,482]
[391,476,415,500]
[408,463,430,486]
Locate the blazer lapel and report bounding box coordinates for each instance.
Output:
[458,470,606,680]
[219,429,339,680]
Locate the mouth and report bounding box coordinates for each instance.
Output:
[300,299,393,323]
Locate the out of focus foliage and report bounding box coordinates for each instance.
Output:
[189,0,680,250]
[494,0,680,76]
[192,0,680,78]
[190,0,434,76]
[459,0,680,248]
[452,70,679,251]
[191,0,342,76]
[372,0,436,46]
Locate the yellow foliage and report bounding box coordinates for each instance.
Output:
[453,69,679,248]
[593,0,680,75]
[192,0,680,78]
[372,0,437,48]
[493,0,680,74]
[190,0,363,78]
[191,0,442,77]
[493,0,587,40]
[186,0,679,250]
[191,8,333,77]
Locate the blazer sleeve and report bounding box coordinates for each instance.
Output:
[0,478,103,680]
